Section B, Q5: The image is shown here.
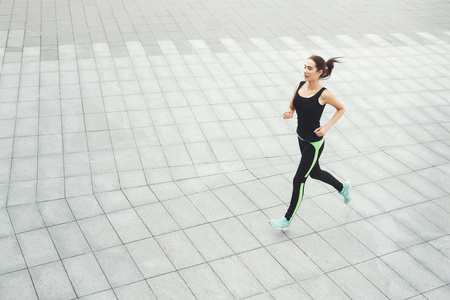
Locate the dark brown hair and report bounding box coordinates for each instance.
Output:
[308,55,342,79]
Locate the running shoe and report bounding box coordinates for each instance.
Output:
[339,180,352,204]
[269,218,291,231]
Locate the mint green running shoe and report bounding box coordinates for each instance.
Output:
[339,180,352,204]
[269,218,291,231]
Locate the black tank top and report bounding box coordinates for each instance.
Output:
[293,81,326,142]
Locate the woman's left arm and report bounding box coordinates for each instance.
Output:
[314,90,345,137]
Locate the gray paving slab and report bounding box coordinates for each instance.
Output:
[423,285,450,300]
[0,208,14,238]
[239,247,295,290]
[355,258,419,299]
[368,213,425,249]
[149,273,195,300]
[48,224,89,260]
[135,202,180,235]
[114,280,156,300]
[0,270,38,300]
[17,228,59,267]
[319,226,377,265]
[210,255,265,299]
[38,198,75,226]
[0,236,26,275]
[328,266,389,300]
[62,253,111,298]
[78,215,122,251]
[155,230,205,269]
[211,217,262,253]
[266,240,322,282]
[381,250,445,293]
[162,196,207,228]
[300,274,350,300]
[179,263,235,300]
[125,238,175,279]
[94,245,144,288]
[271,283,312,300]
[184,223,234,261]
[1,0,450,299]
[405,242,450,284]
[343,219,400,257]
[294,233,349,273]
[29,261,77,300]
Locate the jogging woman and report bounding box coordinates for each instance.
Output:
[269,55,351,230]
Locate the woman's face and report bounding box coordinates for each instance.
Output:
[304,59,322,81]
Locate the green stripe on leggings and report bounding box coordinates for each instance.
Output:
[296,134,324,178]
[290,183,304,222]
[305,139,324,178]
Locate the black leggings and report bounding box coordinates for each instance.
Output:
[285,136,343,221]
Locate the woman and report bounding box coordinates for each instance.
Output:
[269,55,351,230]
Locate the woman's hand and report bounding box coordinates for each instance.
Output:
[283,108,294,119]
[314,126,328,137]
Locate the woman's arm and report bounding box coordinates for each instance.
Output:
[314,90,345,137]
[283,82,300,119]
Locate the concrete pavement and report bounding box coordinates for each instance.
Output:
[1,0,450,299]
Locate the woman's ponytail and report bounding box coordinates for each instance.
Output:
[322,57,341,79]
[309,55,342,79]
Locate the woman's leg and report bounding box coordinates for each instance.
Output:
[284,138,322,222]
[273,139,350,229]
[309,140,343,192]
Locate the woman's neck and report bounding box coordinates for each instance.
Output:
[306,80,321,90]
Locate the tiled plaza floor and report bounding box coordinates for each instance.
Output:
[1,0,450,299]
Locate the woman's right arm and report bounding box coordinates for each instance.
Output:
[283,82,300,119]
